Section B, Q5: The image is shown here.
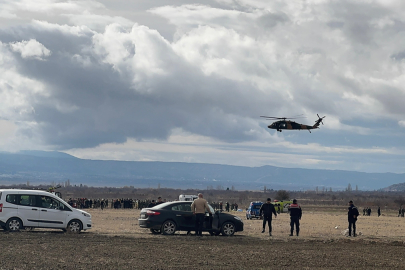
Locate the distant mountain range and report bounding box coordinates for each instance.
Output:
[0,151,403,190]
[381,183,405,192]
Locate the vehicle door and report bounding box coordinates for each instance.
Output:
[37,195,68,228]
[170,203,195,230]
[17,194,39,227]
[204,204,217,231]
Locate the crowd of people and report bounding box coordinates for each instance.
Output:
[67,198,137,209]
[67,197,240,211]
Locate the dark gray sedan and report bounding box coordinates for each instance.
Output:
[138,201,243,236]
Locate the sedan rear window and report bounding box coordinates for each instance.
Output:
[171,204,191,212]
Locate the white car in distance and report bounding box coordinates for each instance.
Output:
[0,189,92,233]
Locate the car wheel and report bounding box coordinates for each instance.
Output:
[150,228,161,234]
[6,218,22,232]
[66,220,82,233]
[161,220,176,235]
[221,222,235,236]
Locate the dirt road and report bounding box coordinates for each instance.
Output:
[1,208,405,269]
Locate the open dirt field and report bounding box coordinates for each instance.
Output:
[1,207,405,269]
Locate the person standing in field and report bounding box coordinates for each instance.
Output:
[288,199,302,236]
[377,206,381,217]
[259,198,277,236]
[191,193,213,236]
[348,200,359,237]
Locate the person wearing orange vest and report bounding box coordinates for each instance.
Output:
[288,199,302,236]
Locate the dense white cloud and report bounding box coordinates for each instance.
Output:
[10,39,51,60]
[0,0,404,173]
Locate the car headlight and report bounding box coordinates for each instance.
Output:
[82,212,91,218]
[234,216,242,222]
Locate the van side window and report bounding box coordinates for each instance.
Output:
[6,194,19,205]
[19,195,37,206]
[40,196,61,209]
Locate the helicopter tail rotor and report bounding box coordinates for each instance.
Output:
[314,114,326,128]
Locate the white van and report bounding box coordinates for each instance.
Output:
[0,189,92,233]
[178,194,198,201]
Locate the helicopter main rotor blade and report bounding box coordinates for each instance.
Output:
[260,116,285,119]
[260,116,306,120]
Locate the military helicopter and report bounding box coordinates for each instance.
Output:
[260,114,325,133]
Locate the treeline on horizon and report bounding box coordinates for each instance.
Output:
[1,183,404,209]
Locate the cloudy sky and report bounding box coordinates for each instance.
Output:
[0,0,404,173]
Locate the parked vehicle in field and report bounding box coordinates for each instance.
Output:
[0,189,92,233]
[178,194,198,201]
[246,201,263,219]
[273,200,293,213]
[138,201,243,236]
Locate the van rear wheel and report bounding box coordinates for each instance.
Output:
[6,218,22,232]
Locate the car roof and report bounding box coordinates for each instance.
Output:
[0,189,53,195]
[146,201,192,209]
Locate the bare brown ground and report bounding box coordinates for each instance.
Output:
[1,207,405,269]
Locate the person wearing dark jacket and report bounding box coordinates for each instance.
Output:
[288,199,302,236]
[259,198,277,236]
[155,197,164,205]
[147,200,156,208]
[348,200,359,237]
